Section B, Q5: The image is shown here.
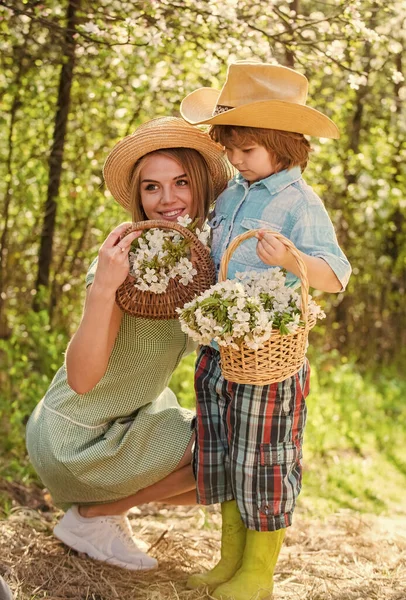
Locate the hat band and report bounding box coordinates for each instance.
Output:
[212,104,233,116]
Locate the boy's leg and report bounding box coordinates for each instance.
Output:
[186,348,239,588]
[230,361,309,532]
[193,347,234,505]
[187,499,246,590]
[212,361,310,599]
[212,528,286,600]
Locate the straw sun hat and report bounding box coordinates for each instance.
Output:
[103,116,233,211]
[180,61,339,139]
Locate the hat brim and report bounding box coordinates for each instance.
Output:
[180,88,340,139]
[103,117,234,211]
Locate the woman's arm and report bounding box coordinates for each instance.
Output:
[66,222,140,394]
[65,284,123,394]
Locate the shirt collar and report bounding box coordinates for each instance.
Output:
[233,166,302,195]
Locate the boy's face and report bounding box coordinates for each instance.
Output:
[224,142,277,183]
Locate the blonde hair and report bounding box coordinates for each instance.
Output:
[210,125,312,172]
[129,148,215,224]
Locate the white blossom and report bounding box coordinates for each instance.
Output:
[178,269,326,350]
[391,69,405,85]
[177,214,193,227]
[81,22,104,36]
[196,226,210,245]
[348,73,368,90]
[127,214,209,294]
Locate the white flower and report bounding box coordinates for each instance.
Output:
[143,268,158,283]
[348,73,368,90]
[149,281,168,293]
[81,22,104,36]
[177,214,193,227]
[177,269,325,349]
[126,214,209,294]
[195,224,210,246]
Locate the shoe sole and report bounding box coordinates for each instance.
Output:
[53,523,158,571]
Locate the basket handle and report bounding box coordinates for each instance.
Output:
[120,219,201,247]
[218,229,309,322]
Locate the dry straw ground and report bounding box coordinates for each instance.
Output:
[0,483,405,600]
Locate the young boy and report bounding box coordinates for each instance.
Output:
[180,61,351,600]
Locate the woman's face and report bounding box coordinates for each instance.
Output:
[140,154,195,221]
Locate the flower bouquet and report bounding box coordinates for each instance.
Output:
[178,229,325,384]
[115,215,215,319]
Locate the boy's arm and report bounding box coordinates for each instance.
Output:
[256,231,345,293]
[258,197,351,292]
[256,231,342,292]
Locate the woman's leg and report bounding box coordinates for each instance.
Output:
[154,489,196,505]
[53,437,196,570]
[79,436,195,517]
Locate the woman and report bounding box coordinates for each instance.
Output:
[26,117,232,571]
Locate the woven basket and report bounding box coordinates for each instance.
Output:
[218,229,317,385]
[116,220,216,319]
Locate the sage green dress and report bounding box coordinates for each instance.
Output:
[26,260,196,509]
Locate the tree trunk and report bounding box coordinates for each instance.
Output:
[33,0,80,310]
[0,26,33,338]
[0,94,19,339]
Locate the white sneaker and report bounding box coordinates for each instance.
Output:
[53,506,158,571]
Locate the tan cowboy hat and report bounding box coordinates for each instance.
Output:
[180,61,339,139]
[103,116,233,211]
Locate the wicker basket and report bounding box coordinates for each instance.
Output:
[218,229,317,385]
[116,220,216,319]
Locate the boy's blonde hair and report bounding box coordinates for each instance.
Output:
[209,125,312,172]
[129,148,215,224]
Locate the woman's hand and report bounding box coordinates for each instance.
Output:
[94,222,141,293]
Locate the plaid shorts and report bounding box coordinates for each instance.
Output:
[194,346,310,532]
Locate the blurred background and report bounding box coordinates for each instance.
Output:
[0,0,405,518]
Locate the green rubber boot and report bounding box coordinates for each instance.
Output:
[212,527,286,600]
[187,500,246,591]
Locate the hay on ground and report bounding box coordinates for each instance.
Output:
[0,484,405,600]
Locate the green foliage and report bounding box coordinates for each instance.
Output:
[0,311,68,481]
[302,353,406,515]
[169,352,197,411]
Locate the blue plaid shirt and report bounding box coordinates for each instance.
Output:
[209,166,351,290]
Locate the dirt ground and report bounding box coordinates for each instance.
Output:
[0,483,405,600]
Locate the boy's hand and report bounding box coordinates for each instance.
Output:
[256,230,292,269]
